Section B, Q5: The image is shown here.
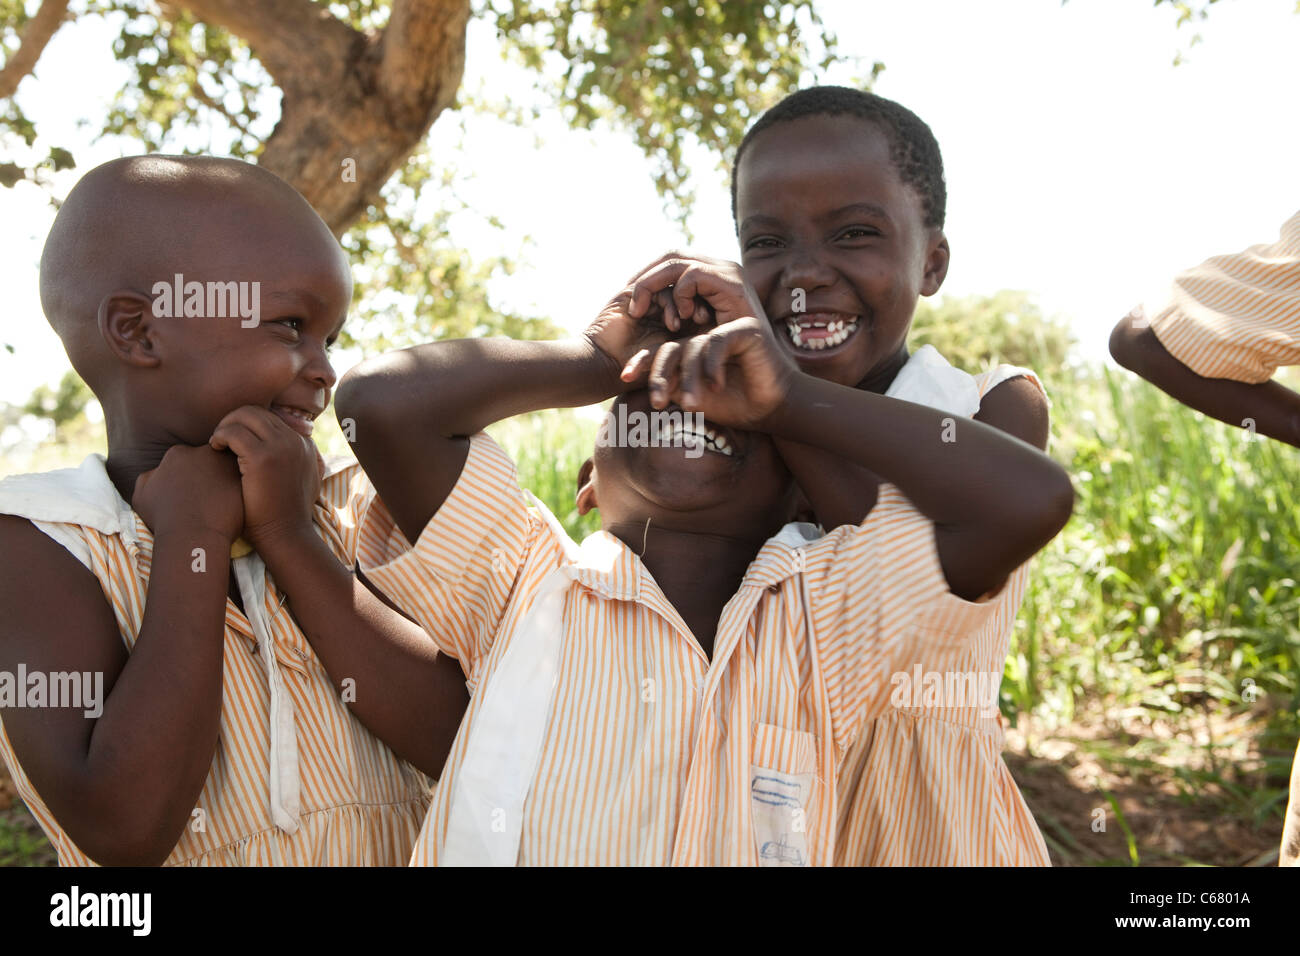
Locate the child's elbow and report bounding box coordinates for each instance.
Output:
[1046,467,1075,536]
[1030,465,1075,547]
[1109,314,1147,374]
[335,355,410,439]
[334,360,383,426]
[73,809,182,867]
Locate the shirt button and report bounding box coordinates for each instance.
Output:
[491,548,506,573]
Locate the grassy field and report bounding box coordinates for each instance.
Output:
[2,359,1297,866]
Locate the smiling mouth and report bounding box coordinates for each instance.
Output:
[658,418,734,457]
[783,314,860,351]
[271,404,318,437]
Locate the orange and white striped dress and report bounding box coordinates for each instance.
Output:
[0,455,432,866]
[360,432,1028,866]
[1145,210,1300,381]
[834,366,1051,866]
[1142,210,1300,866]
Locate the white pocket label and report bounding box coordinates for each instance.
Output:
[751,767,813,867]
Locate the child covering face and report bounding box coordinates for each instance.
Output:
[332,251,1071,865]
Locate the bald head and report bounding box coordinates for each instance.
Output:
[39,155,342,391]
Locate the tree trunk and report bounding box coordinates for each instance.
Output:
[171,0,472,235]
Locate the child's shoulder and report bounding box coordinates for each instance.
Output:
[0,456,129,537]
[971,364,1050,452]
[973,363,1047,402]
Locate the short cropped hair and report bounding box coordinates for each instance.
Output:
[731,86,947,230]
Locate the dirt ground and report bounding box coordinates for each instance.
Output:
[1003,710,1284,867]
[1,716,1285,867]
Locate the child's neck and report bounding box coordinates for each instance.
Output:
[857,344,910,394]
[102,415,184,507]
[605,521,768,659]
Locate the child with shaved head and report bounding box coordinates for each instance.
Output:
[0,156,467,865]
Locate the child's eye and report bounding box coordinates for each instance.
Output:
[743,236,782,251]
[838,227,880,241]
[273,318,304,336]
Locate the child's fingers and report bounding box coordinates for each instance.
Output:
[628,260,692,315]
[211,405,279,443]
[654,289,680,332]
[702,330,730,390]
[671,269,702,321]
[621,348,654,383]
[648,341,684,409]
[209,421,262,459]
[677,335,712,409]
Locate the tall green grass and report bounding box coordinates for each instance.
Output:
[488,407,603,541]
[1009,367,1300,786]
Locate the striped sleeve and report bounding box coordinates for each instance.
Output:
[804,486,1006,750]
[1146,211,1300,383]
[352,433,541,674]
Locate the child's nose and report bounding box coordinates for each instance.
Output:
[780,252,836,294]
[305,346,337,390]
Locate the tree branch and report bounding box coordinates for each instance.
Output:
[0,0,72,100]
[166,0,361,89]
[378,0,471,130]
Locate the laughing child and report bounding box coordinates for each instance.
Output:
[331,252,1073,865]
[0,156,467,865]
[714,86,1061,864]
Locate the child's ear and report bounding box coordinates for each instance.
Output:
[576,457,598,516]
[920,231,950,297]
[98,290,162,368]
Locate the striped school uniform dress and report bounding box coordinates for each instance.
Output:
[833,364,1051,866]
[1144,210,1300,381]
[0,456,432,866]
[1140,210,1300,866]
[360,431,1025,866]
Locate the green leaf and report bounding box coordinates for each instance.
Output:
[48,147,75,171]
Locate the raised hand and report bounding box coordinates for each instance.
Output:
[585,253,726,391]
[132,443,245,543]
[647,315,799,430]
[626,254,763,330]
[209,405,324,550]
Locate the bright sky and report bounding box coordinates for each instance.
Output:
[2,0,1299,407]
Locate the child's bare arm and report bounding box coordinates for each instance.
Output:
[335,283,672,545]
[771,375,1051,594]
[1110,317,1300,447]
[207,405,469,777]
[0,445,241,865]
[627,258,1074,599]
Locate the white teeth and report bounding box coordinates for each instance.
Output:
[785,316,860,350]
